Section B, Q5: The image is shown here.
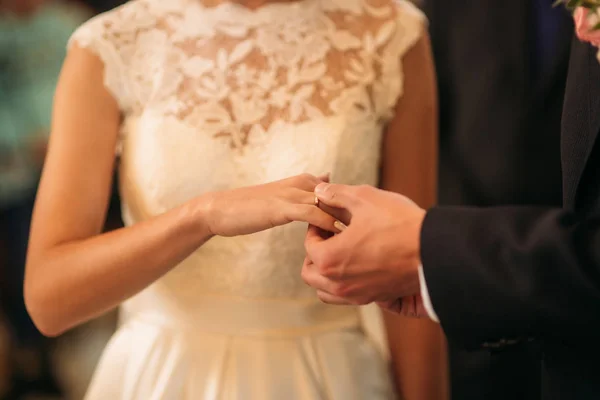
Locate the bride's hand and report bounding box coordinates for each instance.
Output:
[202,174,340,237]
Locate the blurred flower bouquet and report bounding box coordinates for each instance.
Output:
[556,0,600,60]
[554,0,599,10]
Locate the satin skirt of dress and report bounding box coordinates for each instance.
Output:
[84,294,396,400]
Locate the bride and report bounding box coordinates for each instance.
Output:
[24,0,447,398]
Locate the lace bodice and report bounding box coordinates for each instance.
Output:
[69,0,425,301]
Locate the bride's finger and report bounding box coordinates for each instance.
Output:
[285,189,350,226]
[317,173,330,183]
[290,174,323,192]
[281,188,318,205]
[282,189,348,230]
[286,204,344,233]
[286,185,351,225]
[318,202,351,226]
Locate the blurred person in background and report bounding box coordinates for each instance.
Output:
[422,0,572,399]
[0,0,86,397]
[74,0,125,13]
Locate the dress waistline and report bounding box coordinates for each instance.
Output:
[122,293,362,338]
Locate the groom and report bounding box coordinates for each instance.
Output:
[302,19,600,400]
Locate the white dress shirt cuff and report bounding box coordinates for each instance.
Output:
[418,264,440,323]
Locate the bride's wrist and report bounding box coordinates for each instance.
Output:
[181,193,217,242]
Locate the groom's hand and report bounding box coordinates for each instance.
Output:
[302,183,426,306]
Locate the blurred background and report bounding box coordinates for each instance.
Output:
[0,1,125,399]
[0,0,573,399]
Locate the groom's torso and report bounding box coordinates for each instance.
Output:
[561,38,600,212]
[426,2,572,399]
[543,38,600,399]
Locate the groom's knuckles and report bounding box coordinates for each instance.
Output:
[314,252,344,279]
[300,265,312,286]
[354,184,373,198]
[305,225,322,243]
[327,281,348,298]
[301,257,321,283]
[302,265,336,295]
[304,239,323,268]
[301,253,342,291]
[316,183,361,209]
[304,232,323,262]
[305,228,333,265]
[305,232,349,276]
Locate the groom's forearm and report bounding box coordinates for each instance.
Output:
[420,206,600,350]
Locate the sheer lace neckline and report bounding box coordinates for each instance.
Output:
[70,0,426,149]
[185,0,319,15]
[195,0,314,11]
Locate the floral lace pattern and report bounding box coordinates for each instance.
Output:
[69,0,425,300]
[70,0,424,148]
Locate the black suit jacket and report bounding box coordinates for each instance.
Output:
[422,39,600,399]
[424,0,571,207]
[423,2,572,399]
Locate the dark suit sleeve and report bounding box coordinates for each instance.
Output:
[421,206,600,349]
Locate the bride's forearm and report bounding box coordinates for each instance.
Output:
[384,313,449,400]
[25,196,213,337]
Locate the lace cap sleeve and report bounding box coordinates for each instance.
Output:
[67,9,133,114]
[392,0,427,58]
[378,0,428,119]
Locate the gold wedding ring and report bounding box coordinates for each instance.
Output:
[314,195,320,207]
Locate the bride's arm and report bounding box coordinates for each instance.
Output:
[379,34,449,399]
[25,46,337,338]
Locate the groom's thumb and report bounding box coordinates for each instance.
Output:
[315,183,360,211]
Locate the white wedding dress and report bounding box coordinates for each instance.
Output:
[69,0,426,398]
